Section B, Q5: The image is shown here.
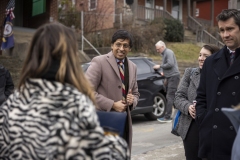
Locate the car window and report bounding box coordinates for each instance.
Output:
[130,59,151,75]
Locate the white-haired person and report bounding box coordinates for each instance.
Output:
[153,40,180,123]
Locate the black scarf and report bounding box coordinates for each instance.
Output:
[41,59,60,81]
[124,57,129,98]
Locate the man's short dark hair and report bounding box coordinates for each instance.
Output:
[216,9,240,28]
[111,30,133,48]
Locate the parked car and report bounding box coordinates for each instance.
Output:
[81,57,167,120]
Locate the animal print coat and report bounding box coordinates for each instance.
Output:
[0,78,129,160]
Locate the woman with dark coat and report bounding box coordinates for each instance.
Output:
[174,44,220,160]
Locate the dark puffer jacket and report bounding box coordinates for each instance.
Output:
[0,65,14,105]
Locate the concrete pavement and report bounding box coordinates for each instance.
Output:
[131,115,185,160]
[131,141,185,160]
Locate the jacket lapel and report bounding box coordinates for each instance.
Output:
[222,55,240,79]
[213,47,228,79]
[213,47,240,80]
[127,58,133,89]
[106,51,121,80]
[191,68,200,88]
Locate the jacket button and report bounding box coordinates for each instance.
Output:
[232,92,236,96]
[218,77,221,80]
[213,125,217,129]
[217,92,221,95]
[215,108,219,112]
[230,126,234,130]
[118,86,121,89]
[235,76,239,79]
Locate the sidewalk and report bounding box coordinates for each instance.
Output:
[131,142,185,160]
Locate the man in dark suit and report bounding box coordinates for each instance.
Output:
[196,9,240,160]
[85,30,140,150]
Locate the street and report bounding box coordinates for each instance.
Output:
[131,115,185,160]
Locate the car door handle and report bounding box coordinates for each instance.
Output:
[147,76,157,80]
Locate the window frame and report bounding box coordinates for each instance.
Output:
[89,0,97,11]
[32,0,46,17]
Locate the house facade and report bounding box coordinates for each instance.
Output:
[0,0,58,29]
[0,0,58,55]
[195,0,237,26]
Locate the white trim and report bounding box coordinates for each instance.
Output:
[89,0,97,11]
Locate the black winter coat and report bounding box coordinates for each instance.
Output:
[196,46,240,160]
[0,65,14,105]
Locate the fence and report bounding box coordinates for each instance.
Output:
[137,5,174,21]
[188,16,224,48]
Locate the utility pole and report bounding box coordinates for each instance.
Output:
[164,0,167,18]
[81,10,84,52]
[187,0,191,17]
[211,0,214,27]
[120,13,122,29]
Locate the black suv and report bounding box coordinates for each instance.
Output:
[82,57,167,120]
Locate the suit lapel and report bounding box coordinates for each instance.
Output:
[212,47,240,80]
[106,51,121,80]
[213,48,228,79]
[222,55,240,79]
[191,68,200,88]
[106,52,134,90]
[127,58,133,89]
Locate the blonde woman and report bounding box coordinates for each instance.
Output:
[0,23,129,159]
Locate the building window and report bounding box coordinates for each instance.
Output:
[32,0,46,16]
[195,8,199,17]
[238,0,240,9]
[89,0,97,10]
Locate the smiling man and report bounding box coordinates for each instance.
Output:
[196,9,240,160]
[85,30,139,151]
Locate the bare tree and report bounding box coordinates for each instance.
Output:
[58,0,115,33]
[81,0,115,33]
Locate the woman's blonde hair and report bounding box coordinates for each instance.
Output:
[18,23,95,104]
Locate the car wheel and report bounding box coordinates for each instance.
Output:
[144,93,166,120]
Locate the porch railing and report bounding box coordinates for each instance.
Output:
[137,5,174,21]
[188,16,224,48]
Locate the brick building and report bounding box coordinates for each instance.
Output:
[0,0,58,54]
[195,0,238,26]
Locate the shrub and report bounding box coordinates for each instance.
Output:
[163,18,184,42]
[130,18,165,54]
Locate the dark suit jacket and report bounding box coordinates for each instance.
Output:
[196,46,239,160]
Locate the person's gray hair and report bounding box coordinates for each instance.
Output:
[155,41,166,48]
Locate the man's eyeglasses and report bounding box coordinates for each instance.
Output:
[115,43,130,49]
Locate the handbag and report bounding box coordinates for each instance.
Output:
[96,111,127,137]
[171,109,181,136]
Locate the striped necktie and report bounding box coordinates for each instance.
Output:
[230,51,235,65]
[118,61,126,101]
